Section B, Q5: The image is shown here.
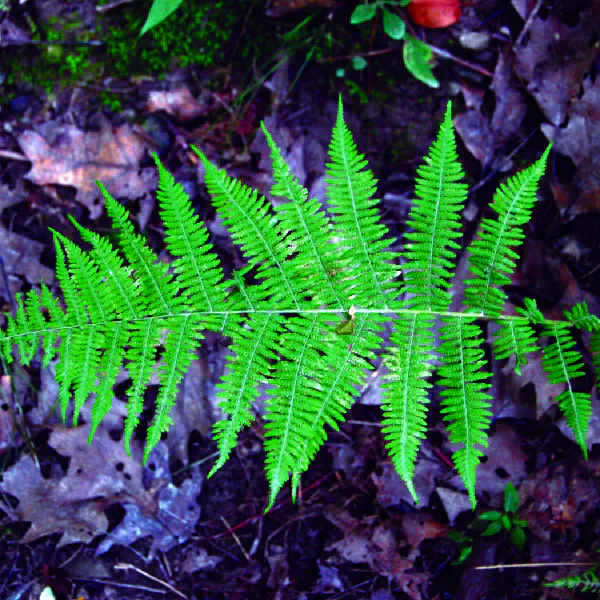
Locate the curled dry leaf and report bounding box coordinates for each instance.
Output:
[18,116,154,219]
[0,423,202,554]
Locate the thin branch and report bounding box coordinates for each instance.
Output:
[96,0,138,13]
[476,562,597,571]
[0,38,102,47]
[114,563,187,599]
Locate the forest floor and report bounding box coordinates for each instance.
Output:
[0,0,599,598]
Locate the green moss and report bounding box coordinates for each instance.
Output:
[98,89,124,113]
[3,0,248,97]
[102,0,243,77]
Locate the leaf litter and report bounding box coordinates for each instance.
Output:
[0,0,599,597]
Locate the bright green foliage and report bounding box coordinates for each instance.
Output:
[140,0,186,36]
[465,145,552,316]
[349,2,439,87]
[544,568,600,594]
[450,482,528,565]
[403,35,439,88]
[402,102,467,311]
[0,98,596,511]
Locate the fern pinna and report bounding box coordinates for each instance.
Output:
[1,99,598,510]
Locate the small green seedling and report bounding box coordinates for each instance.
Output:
[449,483,528,565]
[350,1,439,87]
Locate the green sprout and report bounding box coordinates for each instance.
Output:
[349,1,439,87]
[449,482,529,565]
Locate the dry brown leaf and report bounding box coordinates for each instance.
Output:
[511,0,599,128]
[147,87,207,122]
[18,116,153,219]
[325,508,430,598]
[0,226,54,299]
[454,47,527,171]
[541,75,600,214]
[0,453,108,547]
[372,455,445,507]
[0,422,202,553]
[520,460,600,543]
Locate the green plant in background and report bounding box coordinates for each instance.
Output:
[1,98,597,512]
[449,483,528,564]
[544,564,600,594]
[103,0,241,74]
[350,0,440,87]
[3,0,247,96]
[140,0,186,36]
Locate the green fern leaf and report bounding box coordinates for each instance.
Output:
[261,123,346,309]
[0,97,593,513]
[544,568,600,593]
[438,317,492,508]
[290,313,387,501]
[541,322,591,457]
[209,313,286,477]
[153,153,228,311]
[402,101,467,311]
[492,319,538,376]
[464,145,551,316]
[325,96,401,307]
[381,312,434,502]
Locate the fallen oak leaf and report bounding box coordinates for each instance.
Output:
[17,116,154,219]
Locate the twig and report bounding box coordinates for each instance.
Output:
[96,0,137,13]
[428,44,493,78]
[0,150,29,162]
[0,38,102,46]
[476,562,597,571]
[515,0,544,47]
[208,473,333,539]
[72,578,167,594]
[220,516,250,561]
[0,257,16,316]
[467,130,537,197]
[316,44,492,78]
[316,47,397,63]
[114,563,187,599]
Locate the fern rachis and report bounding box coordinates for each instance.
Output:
[1,97,598,511]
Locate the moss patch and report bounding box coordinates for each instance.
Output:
[2,0,252,101]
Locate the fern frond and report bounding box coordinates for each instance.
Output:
[541,322,591,457]
[145,314,205,462]
[402,101,467,311]
[98,181,182,315]
[193,147,302,309]
[261,123,346,309]
[565,301,600,379]
[592,332,600,378]
[209,313,286,477]
[6,292,39,367]
[438,316,492,508]
[544,568,600,593]
[464,145,551,316]
[380,312,434,503]
[325,95,401,307]
[153,153,228,311]
[492,319,538,375]
[290,313,387,501]
[0,98,594,512]
[565,301,600,333]
[68,216,145,320]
